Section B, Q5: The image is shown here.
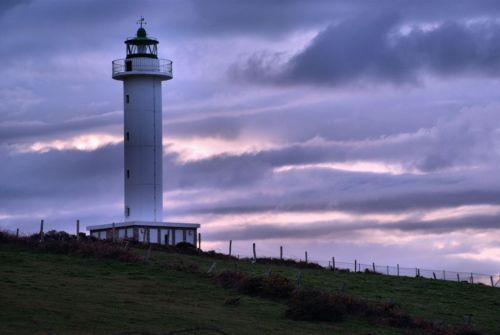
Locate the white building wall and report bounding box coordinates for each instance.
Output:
[175,229,184,244]
[149,228,158,244]
[127,228,133,238]
[186,229,195,244]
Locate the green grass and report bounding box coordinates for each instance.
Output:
[0,242,498,334]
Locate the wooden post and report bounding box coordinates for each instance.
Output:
[252,242,257,261]
[144,245,152,263]
[470,273,474,284]
[332,257,335,272]
[418,269,420,277]
[457,273,460,282]
[372,262,376,272]
[433,272,437,280]
[112,222,116,243]
[397,264,399,276]
[305,251,308,263]
[491,276,494,287]
[229,240,232,256]
[354,259,357,273]
[443,270,446,280]
[76,219,80,240]
[39,219,44,242]
[16,228,19,238]
[280,246,283,260]
[198,233,201,250]
[386,265,389,275]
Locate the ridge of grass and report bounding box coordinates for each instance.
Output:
[0,233,498,334]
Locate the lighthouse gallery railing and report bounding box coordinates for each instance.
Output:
[112,58,173,77]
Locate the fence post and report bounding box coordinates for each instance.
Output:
[354,259,357,273]
[16,228,19,238]
[253,242,256,261]
[397,264,399,276]
[470,273,474,284]
[433,272,436,280]
[76,219,80,240]
[372,262,376,272]
[198,233,201,250]
[39,219,44,242]
[491,276,494,287]
[229,240,232,256]
[112,222,116,243]
[280,246,283,260]
[144,244,152,263]
[332,257,335,272]
[305,251,308,263]
[386,265,389,275]
[457,273,460,282]
[443,270,446,280]
[418,268,420,277]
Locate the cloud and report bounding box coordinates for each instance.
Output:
[231,16,500,86]
[204,213,500,242]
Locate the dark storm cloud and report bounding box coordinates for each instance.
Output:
[0,145,122,214]
[0,112,120,143]
[166,106,499,192]
[205,213,500,242]
[232,16,500,86]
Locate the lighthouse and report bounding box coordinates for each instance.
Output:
[87,19,199,245]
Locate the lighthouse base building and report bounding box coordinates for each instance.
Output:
[87,221,199,246]
[87,21,200,245]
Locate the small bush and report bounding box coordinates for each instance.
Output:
[213,271,294,299]
[261,274,295,299]
[238,276,265,296]
[286,289,346,322]
[213,270,247,289]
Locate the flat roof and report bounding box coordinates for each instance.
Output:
[87,221,200,231]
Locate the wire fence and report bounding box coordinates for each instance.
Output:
[209,241,500,289]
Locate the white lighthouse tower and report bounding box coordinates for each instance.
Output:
[113,18,168,222]
[87,19,199,245]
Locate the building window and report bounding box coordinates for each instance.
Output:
[126,207,130,217]
[126,94,129,104]
[127,169,130,178]
[126,132,130,141]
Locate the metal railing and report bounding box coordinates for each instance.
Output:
[112,58,173,77]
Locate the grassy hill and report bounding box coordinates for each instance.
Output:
[0,237,499,334]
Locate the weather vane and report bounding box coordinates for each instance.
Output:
[137,16,146,28]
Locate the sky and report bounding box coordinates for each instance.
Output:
[1,0,500,275]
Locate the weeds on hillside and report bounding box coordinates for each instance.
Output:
[212,270,482,335]
[0,230,138,262]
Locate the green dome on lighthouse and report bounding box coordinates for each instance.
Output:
[137,27,147,38]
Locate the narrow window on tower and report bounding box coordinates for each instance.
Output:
[127,169,130,179]
[126,207,130,217]
[126,132,130,141]
[126,94,129,104]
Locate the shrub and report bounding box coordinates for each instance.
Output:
[261,274,295,299]
[285,289,346,322]
[213,270,247,289]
